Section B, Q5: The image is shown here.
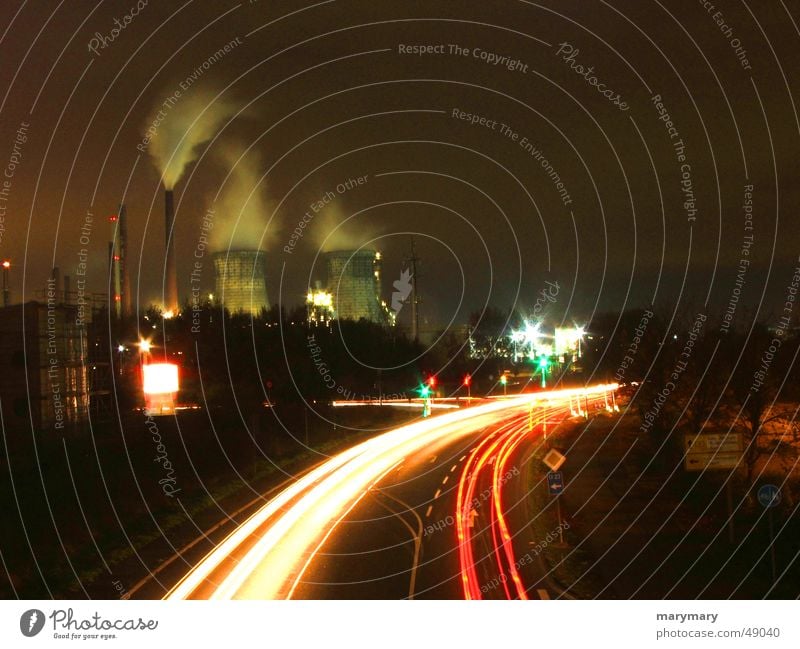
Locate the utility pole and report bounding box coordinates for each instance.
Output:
[408,237,420,343]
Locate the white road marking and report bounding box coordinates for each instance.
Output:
[434,489,441,499]
[537,589,550,600]
[450,464,457,472]
[425,505,433,517]
[442,475,449,485]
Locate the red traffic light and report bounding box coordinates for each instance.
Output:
[427,375,436,387]
[463,374,471,386]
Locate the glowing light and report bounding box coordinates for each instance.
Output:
[307,290,333,307]
[2,260,10,269]
[143,363,179,395]
[163,310,175,319]
[166,383,618,600]
[117,345,125,353]
[138,338,152,354]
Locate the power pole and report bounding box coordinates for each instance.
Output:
[409,237,420,342]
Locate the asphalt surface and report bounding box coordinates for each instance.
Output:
[160,386,616,599]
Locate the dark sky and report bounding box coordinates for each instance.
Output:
[1,0,799,331]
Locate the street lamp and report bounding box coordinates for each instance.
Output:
[574,325,585,359]
[2,260,10,307]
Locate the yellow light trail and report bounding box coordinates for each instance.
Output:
[166,383,617,600]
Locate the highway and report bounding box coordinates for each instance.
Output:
[165,384,617,600]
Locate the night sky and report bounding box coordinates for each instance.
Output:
[1,0,799,330]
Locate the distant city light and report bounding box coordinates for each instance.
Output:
[2,260,10,269]
[163,309,175,319]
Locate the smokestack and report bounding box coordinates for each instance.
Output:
[164,190,178,315]
[108,241,116,314]
[118,204,131,317]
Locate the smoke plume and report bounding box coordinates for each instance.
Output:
[313,201,368,252]
[145,89,238,189]
[212,143,272,251]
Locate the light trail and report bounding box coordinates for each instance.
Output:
[455,386,615,599]
[166,383,617,600]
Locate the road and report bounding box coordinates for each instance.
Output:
[165,384,617,599]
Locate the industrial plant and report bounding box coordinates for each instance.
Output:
[306,249,393,326]
[212,249,269,316]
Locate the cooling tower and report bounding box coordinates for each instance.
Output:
[213,250,269,316]
[325,249,384,322]
[164,190,179,315]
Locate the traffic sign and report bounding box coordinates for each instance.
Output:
[547,471,564,496]
[684,432,743,454]
[543,449,566,471]
[684,432,743,472]
[758,484,781,508]
[684,453,741,471]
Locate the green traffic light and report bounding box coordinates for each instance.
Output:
[500,375,507,385]
[538,356,549,369]
[420,385,430,397]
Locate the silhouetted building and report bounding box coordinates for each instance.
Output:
[0,300,88,432]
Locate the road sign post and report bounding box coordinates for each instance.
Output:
[547,470,566,545]
[684,432,744,543]
[758,484,781,585]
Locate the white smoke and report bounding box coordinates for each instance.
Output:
[145,89,238,189]
[212,143,272,251]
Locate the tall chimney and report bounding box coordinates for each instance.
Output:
[164,190,178,315]
[118,204,131,317]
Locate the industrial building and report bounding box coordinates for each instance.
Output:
[213,249,269,316]
[322,249,390,324]
[0,300,89,432]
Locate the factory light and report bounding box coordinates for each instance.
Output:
[2,260,10,269]
[143,363,179,395]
